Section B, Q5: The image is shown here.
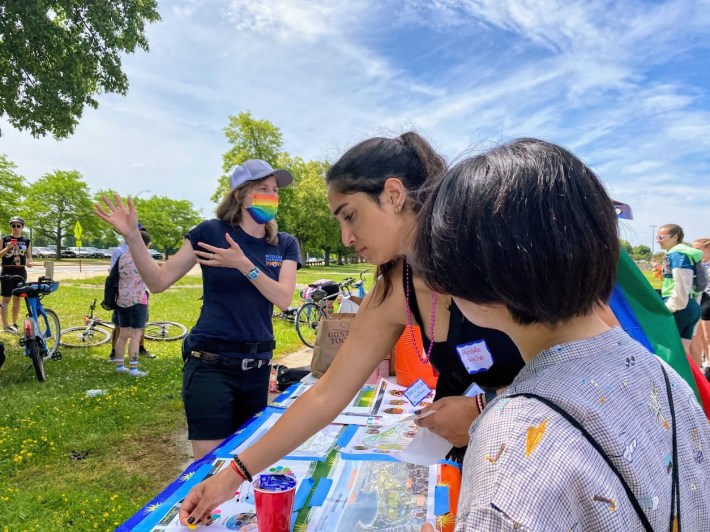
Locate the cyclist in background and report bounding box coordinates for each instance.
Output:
[1,216,32,332]
[96,159,300,460]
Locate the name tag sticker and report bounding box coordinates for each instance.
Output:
[456,340,494,374]
[404,379,433,407]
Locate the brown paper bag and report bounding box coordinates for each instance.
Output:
[310,313,357,378]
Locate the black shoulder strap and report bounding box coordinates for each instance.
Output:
[506,392,655,531]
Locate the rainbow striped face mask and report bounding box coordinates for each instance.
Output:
[246,194,279,224]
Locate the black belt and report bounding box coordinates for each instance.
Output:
[190,351,271,370]
[194,339,276,355]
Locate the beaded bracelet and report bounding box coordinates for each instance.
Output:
[229,459,247,482]
[475,393,485,415]
[233,454,253,483]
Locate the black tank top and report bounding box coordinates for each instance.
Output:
[403,263,524,399]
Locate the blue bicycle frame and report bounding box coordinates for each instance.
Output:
[4,275,61,382]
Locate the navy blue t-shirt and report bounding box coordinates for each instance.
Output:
[184,219,301,358]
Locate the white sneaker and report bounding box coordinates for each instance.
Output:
[116,366,130,374]
[129,369,147,377]
[4,325,17,333]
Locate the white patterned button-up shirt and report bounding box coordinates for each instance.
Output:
[456,328,710,531]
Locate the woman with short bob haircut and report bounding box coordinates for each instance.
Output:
[416,138,710,530]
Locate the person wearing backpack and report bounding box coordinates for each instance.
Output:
[656,224,703,354]
[113,230,153,377]
[107,226,154,361]
[690,238,710,374]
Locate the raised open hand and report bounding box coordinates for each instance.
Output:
[94,194,140,237]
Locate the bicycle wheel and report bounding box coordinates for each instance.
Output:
[144,321,187,341]
[42,309,61,358]
[295,303,327,348]
[27,339,46,383]
[60,325,112,348]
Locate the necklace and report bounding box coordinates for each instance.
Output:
[404,259,437,365]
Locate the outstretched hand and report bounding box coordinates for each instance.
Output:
[178,468,242,527]
[94,194,140,237]
[414,395,478,448]
[194,233,251,272]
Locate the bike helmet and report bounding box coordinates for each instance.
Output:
[9,216,24,226]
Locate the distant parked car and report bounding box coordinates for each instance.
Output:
[148,249,164,260]
[60,249,77,258]
[97,249,113,258]
[33,247,56,258]
[68,247,92,258]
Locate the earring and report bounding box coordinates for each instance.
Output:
[395,204,403,214]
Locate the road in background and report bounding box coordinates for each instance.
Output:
[26,262,202,281]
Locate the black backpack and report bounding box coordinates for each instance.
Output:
[101,261,120,311]
[693,259,708,293]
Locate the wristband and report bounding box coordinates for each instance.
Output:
[233,454,253,482]
[475,393,485,415]
[230,459,247,482]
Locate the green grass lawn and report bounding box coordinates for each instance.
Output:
[0,263,373,530]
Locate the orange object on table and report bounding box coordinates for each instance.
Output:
[394,325,438,389]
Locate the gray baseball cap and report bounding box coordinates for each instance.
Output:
[230,159,293,190]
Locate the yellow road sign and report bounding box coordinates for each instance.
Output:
[73,221,83,239]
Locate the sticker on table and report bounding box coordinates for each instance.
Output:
[456,340,494,374]
[404,379,433,407]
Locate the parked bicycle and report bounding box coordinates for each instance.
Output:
[60,299,188,348]
[60,299,114,348]
[143,320,187,341]
[295,271,367,348]
[0,274,61,382]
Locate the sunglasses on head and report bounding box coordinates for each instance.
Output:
[10,224,22,229]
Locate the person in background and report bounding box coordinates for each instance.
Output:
[114,230,152,377]
[416,138,710,531]
[95,159,300,460]
[177,133,524,527]
[108,224,154,360]
[1,216,32,332]
[690,237,710,375]
[657,224,702,355]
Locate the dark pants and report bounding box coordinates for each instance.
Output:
[182,357,270,440]
[673,298,701,340]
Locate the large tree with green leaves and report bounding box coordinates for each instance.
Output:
[23,170,98,253]
[133,196,203,257]
[0,0,160,139]
[0,154,27,224]
[276,155,341,264]
[212,111,284,202]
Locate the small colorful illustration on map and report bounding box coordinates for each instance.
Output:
[304,457,460,532]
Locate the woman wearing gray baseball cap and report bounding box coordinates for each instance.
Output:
[95,159,301,459]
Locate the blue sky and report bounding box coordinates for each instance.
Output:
[2,0,709,248]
